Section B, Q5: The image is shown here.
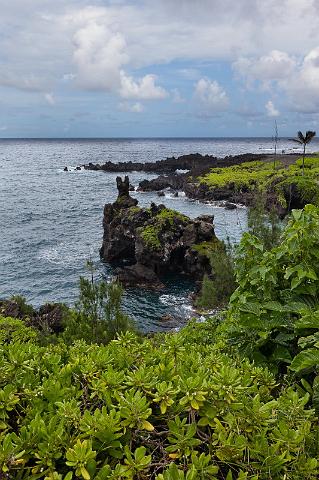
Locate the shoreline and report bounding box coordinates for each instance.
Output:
[72,152,313,215]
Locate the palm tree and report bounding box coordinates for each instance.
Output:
[291,131,316,175]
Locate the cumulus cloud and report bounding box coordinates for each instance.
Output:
[233,50,296,88]
[119,73,168,100]
[235,46,319,113]
[119,102,144,113]
[283,47,319,112]
[1,0,319,127]
[69,11,167,100]
[72,19,128,91]
[194,78,229,111]
[265,100,280,117]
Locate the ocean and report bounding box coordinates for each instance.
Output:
[1,137,317,331]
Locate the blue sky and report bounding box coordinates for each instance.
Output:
[1,0,319,137]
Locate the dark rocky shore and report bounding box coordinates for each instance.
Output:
[82,152,269,174]
[72,152,303,209]
[0,299,66,334]
[100,176,222,289]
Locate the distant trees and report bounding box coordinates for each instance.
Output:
[292,130,316,175]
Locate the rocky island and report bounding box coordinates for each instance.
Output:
[100,176,222,289]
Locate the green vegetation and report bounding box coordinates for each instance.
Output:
[3,205,319,478]
[226,205,319,392]
[138,208,188,251]
[62,277,134,345]
[126,207,141,219]
[1,314,318,479]
[195,241,236,310]
[198,156,319,209]
[191,238,222,257]
[247,197,283,250]
[291,131,316,175]
[199,161,274,191]
[138,225,162,250]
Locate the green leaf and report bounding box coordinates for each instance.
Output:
[263,301,287,312]
[238,302,261,316]
[226,470,233,480]
[290,348,319,372]
[295,315,319,330]
[80,467,90,480]
[270,345,292,364]
[292,209,302,221]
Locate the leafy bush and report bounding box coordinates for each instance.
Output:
[0,321,318,479]
[247,197,283,250]
[0,316,37,344]
[62,277,135,345]
[227,205,319,407]
[196,243,236,310]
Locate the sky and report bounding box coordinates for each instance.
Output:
[1,0,319,137]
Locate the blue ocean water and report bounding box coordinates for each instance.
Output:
[0,138,317,331]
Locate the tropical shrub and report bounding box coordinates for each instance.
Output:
[196,243,236,310]
[62,276,135,345]
[247,196,283,250]
[0,320,318,479]
[227,205,319,407]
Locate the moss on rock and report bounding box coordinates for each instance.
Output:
[138,208,189,251]
[191,238,224,257]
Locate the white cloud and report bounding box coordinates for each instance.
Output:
[119,101,144,113]
[1,0,319,122]
[234,50,296,86]
[63,73,76,81]
[265,100,280,117]
[72,19,128,91]
[44,93,55,105]
[194,78,229,111]
[282,47,319,112]
[236,46,319,113]
[69,11,167,100]
[0,125,7,131]
[119,73,168,100]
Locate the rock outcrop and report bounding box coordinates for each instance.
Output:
[0,299,67,334]
[100,177,222,289]
[83,152,267,176]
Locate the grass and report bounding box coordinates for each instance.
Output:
[198,157,319,208]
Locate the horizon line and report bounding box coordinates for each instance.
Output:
[0,135,305,140]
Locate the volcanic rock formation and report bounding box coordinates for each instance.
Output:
[100,176,222,288]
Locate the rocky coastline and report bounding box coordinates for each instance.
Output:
[100,176,223,290]
[70,152,304,212]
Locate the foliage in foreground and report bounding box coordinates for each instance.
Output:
[228,204,319,405]
[0,317,318,480]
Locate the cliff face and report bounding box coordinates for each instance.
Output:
[100,176,222,289]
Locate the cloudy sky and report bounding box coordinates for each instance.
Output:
[1,0,319,137]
